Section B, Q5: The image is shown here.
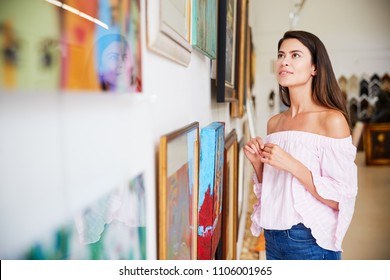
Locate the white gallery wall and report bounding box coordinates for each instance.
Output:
[1,0,389,259]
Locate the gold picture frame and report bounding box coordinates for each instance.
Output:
[158,122,199,259]
[364,123,390,165]
[221,129,238,259]
[230,0,249,117]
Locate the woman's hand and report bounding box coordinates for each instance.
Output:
[260,143,298,174]
[244,137,266,181]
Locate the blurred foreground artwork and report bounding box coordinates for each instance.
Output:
[0,0,142,93]
[23,173,146,259]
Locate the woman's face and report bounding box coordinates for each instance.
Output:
[100,41,131,90]
[275,38,316,89]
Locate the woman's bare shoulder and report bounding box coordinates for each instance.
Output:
[267,112,285,134]
[321,109,350,138]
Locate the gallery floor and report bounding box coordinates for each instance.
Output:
[239,152,390,260]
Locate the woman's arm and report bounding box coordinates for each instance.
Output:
[260,143,339,210]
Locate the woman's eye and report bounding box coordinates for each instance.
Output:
[277,53,284,59]
[292,53,300,58]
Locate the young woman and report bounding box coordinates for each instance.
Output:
[244,30,358,260]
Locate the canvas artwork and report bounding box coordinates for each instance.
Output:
[216,0,237,102]
[62,0,141,93]
[198,122,225,260]
[159,122,199,260]
[0,0,142,93]
[191,0,217,59]
[364,123,390,165]
[22,173,146,260]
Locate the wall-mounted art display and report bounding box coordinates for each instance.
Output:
[230,0,249,117]
[198,122,225,259]
[0,0,142,93]
[364,123,390,165]
[221,129,238,260]
[216,0,238,102]
[158,122,199,259]
[147,0,192,66]
[22,174,147,260]
[191,0,217,59]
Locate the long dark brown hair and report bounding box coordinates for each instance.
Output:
[277,30,351,128]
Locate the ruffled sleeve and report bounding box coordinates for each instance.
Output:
[311,141,358,202]
[250,173,263,237]
[304,137,358,249]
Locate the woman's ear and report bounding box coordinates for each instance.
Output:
[312,65,317,76]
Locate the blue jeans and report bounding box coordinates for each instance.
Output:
[264,223,341,260]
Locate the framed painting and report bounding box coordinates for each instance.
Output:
[159,122,199,259]
[364,123,390,165]
[147,0,192,66]
[198,122,225,259]
[230,0,249,117]
[191,0,217,59]
[23,173,147,260]
[221,129,238,260]
[216,0,238,102]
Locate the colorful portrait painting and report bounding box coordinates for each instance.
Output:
[198,122,225,260]
[62,0,142,93]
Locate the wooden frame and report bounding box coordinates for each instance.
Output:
[191,0,217,58]
[246,94,258,138]
[221,129,238,260]
[236,119,251,257]
[216,0,238,102]
[230,0,249,117]
[364,123,390,165]
[159,122,199,259]
[147,0,192,66]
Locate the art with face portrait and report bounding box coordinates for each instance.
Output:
[95,33,134,92]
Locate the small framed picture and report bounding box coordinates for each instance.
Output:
[158,122,199,259]
[191,0,217,59]
[216,0,238,102]
[364,123,390,165]
[146,0,192,66]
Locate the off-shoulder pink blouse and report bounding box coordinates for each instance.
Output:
[250,130,358,251]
